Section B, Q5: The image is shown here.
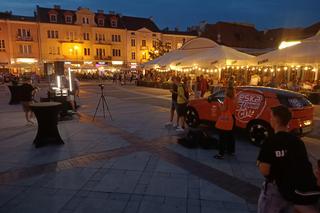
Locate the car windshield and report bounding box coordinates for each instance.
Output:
[277,95,312,108]
[210,90,225,102]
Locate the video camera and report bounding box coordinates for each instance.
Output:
[98,84,104,89]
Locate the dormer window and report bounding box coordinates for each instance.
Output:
[65,15,72,24]
[50,14,57,23]
[98,18,104,26]
[82,17,89,24]
[110,19,117,28]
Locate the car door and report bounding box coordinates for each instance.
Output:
[201,90,225,122]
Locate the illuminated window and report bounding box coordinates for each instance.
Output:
[131,52,135,60]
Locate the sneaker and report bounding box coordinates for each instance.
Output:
[176,126,184,132]
[165,121,173,126]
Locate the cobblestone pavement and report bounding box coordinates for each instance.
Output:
[0,81,319,213]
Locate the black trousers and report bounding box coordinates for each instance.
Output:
[218,129,235,156]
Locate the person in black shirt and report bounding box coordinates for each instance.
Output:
[165,76,178,127]
[20,79,37,125]
[257,105,319,213]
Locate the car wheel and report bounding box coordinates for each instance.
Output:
[186,107,199,128]
[247,121,273,146]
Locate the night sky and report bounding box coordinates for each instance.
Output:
[1,0,320,30]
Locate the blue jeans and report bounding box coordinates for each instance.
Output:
[258,181,291,213]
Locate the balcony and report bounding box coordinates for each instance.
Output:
[59,39,83,44]
[16,36,33,41]
[95,40,111,45]
[94,56,112,60]
[140,46,148,50]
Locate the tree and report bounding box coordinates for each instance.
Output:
[148,39,171,60]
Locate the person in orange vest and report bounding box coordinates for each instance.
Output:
[214,85,236,159]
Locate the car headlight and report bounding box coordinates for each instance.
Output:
[303,120,312,126]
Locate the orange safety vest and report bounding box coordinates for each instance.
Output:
[215,97,234,131]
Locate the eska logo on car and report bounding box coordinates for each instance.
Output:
[186,86,314,145]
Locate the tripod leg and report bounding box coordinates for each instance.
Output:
[93,96,102,121]
[101,95,106,118]
[102,96,113,121]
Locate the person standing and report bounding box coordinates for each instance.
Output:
[194,76,201,99]
[200,75,209,97]
[20,79,37,125]
[257,105,319,213]
[176,77,188,132]
[165,76,178,127]
[214,86,236,159]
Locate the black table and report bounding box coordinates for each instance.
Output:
[8,85,23,105]
[30,102,64,148]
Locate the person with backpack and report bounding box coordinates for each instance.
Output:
[257,105,320,213]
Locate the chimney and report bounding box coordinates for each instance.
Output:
[53,5,61,10]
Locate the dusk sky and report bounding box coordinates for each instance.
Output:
[1,0,320,30]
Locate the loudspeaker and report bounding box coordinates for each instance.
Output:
[54,61,65,75]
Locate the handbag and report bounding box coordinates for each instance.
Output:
[215,110,234,131]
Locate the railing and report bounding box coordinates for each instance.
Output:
[16,36,33,41]
[94,56,112,60]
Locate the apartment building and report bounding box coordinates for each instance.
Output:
[0,5,197,75]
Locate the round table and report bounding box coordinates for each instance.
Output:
[30,102,64,148]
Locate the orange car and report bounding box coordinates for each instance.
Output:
[186,86,314,145]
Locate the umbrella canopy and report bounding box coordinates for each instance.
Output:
[257,34,320,66]
[143,38,255,69]
[170,45,256,68]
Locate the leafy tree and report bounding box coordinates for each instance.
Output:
[148,39,171,60]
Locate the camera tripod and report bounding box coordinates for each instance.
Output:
[92,85,113,121]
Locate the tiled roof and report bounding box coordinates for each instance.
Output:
[120,16,160,32]
[162,30,198,36]
[0,12,35,22]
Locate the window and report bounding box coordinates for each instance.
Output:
[96,33,105,41]
[142,52,146,60]
[96,48,105,57]
[47,30,58,39]
[111,20,117,27]
[19,44,32,54]
[66,32,76,40]
[17,29,31,38]
[112,49,121,57]
[84,48,91,56]
[0,40,5,51]
[177,42,182,49]
[131,39,136,47]
[142,40,146,47]
[65,15,72,24]
[112,35,121,42]
[98,18,104,26]
[48,46,60,55]
[131,52,135,60]
[166,42,172,49]
[83,33,90,40]
[82,17,89,24]
[50,14,57,23]
[152,40,157,48]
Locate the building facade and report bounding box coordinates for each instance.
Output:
[0,5,197,75]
